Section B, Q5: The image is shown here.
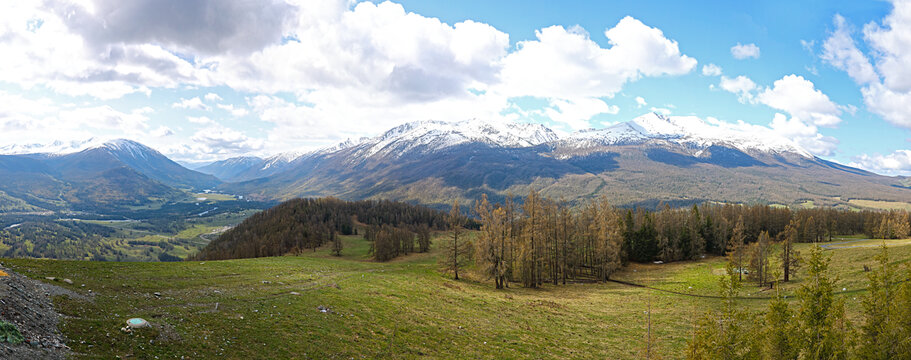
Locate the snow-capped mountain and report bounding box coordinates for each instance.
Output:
[560,113,813,158]
[52,139,220,189]
[0,138,102,155]
[346,118,558,161]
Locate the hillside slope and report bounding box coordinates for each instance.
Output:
[223,115,911,209]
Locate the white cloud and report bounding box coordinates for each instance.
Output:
[204,93,223,102]
[499,17,696,99]
[864,1,911,93]
[701,63,722,76]
[756,74,841,127]
[851,150,911,175]
[189,125,264,155]
[543,98,618,131]
[50,0,295,55]
[650,107,671,115]
[187,116,214,125]
[821,2,911,130]
[821,14,878,85]
[635,96,647,107]
[719,75,757,103]
[216,103,249,117]
[768,113,839,156]
[730,42,760,59]
[172,97,209,111]
[150,126,174,137]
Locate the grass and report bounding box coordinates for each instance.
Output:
[2,234,910,359]
[848,199,911,211]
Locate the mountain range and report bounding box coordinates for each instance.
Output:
[3,113,911,212]
[0,140,218,211]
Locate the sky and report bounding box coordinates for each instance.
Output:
[2,0,911,174]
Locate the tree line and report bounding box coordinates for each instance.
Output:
[192,197,449,260]
[462,191,911,289]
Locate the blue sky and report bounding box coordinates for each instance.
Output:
[1,0,911,174]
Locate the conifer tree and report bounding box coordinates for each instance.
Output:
[857,244,900,359]
[763,271,798,360]
[796,245,850,359]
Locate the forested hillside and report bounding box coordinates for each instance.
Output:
[193,198,451,260]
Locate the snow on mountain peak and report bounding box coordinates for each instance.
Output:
[564,112,813,157]
[355,118,559,159]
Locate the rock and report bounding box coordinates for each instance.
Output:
[290,292,300,296]
[44,277,55,281]
[62,279,73,285]
[153,292,161,297]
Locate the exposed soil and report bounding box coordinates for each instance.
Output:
[0,264,87,359]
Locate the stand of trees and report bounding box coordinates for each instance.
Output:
[192,197,449,260]
[473,192,625,288]
[471,192,911,289]
[689,244,911,359]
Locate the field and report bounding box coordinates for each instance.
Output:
[3,234,911,359]
[847,198,911,211]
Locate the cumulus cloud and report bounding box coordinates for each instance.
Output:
[719,75,757,103]
[731,42,760,59]
[187,116,214,125]
[650,107,672,115]
[635,96,647,107]
[50,0,295,55]
[768,113,839,156]
[172,97,209,111]
[819,2,911,130]
[0,1,711,160]
[756,75,842,127]
[204,93,223,102]
[499,17,696,99]
[701,63,722,76]
[851,150,911,175]
[150,126,174,137]
[216,103,249,117]
[543,98,618,131]
[821,14,878,85]
[189,125,264,155]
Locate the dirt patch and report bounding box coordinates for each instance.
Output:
[0,264,86,359]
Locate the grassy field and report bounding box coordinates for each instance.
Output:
[2,234,910,359]
[848,199,911,211]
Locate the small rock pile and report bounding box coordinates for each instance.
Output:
[0,264,82,359]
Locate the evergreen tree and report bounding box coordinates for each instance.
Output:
[687,263,759,359]
[762,272,799,360]
[857,244,900,359]
[796,245,851,359]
